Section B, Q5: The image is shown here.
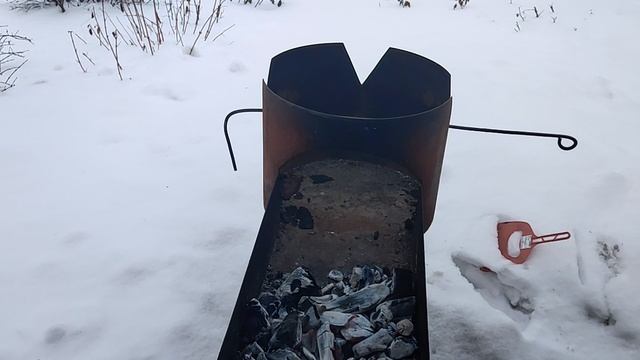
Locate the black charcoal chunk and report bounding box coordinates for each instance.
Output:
[388,337,417,359]
[301,330,318,357]
[269,311,303,350]
[302,306,321,332]
[316,322,335,360]
[331,281,347,296]
[319,311,351,327]
[352,328,394,358]
[370,297,415,329]
[319,282,391,314]
[302,346,317,360]
[349,266,364,290]
[277,267,322,309]
[243,342,266,359]
[266,348,302,360]
[327,270,344,283]
[258,292,281,318]
[243,298,271,341]
[340,314,374,341]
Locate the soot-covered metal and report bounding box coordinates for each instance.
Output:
[217,43,452,360]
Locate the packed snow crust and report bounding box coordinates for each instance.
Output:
[1,0,639,359]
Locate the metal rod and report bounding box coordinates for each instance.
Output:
[224,108,263,171]
[449,124,578,151]
[224,107,579,171]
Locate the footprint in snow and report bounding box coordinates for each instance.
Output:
[143,85,184,102]
[587,172,630,209]
[228,60,246,73]
[452,254,534,327]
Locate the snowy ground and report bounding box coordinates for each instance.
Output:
[1,0,639,359]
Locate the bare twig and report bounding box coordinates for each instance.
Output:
[189,11,213,55]
[1,29,31,92]
[82,52,95,65]
[68,30,86,73]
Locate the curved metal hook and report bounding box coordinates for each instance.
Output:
[449,125,578,151]
[224,108,263,171]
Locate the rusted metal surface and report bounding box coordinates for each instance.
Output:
[262,43,452,232]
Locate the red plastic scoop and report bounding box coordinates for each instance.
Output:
[497,221,571,264]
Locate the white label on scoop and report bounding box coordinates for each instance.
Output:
[520,235,533,249]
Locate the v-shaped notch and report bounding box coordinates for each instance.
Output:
[267,43,451,118]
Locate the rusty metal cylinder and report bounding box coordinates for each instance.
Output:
[262,43,452,231]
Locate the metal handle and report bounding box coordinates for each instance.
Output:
[224,108,263,171]
[224,107,579,171]
[532,231,572,245]
[449,124,578,151]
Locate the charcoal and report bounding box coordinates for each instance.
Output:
[302,346,317,360]
[351,328,394,358]
[321,283,335,295]
[309,294,338,305]
[386,322,398,335]
[302,306,321,332]
[241,264,419,360]
[387,337,417,359]
[372,266,384,283]
[339,314,374,341]
[333,338,347,360]
[277,267,322,308]
[269,311,303,350]
[243,342,266,359]
[348,267,363,289]
[243,299,271,341]
[298,297,314,313]
[301,330,318,355]
[327,270,344,283]
[396,319,414,337]
[266,348,302,360]
[259,292,281,318]
[369,355,392,360]
[318,282,391,313]
[276,307,289,320]
[361,266,377,287]
[320,311,352,327]
[331,281,347,296]
[317,322,335,360]
[370,297,415,328]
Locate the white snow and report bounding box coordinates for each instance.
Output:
[1,0,639,359]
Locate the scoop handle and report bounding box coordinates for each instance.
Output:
[532,232,571,245]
